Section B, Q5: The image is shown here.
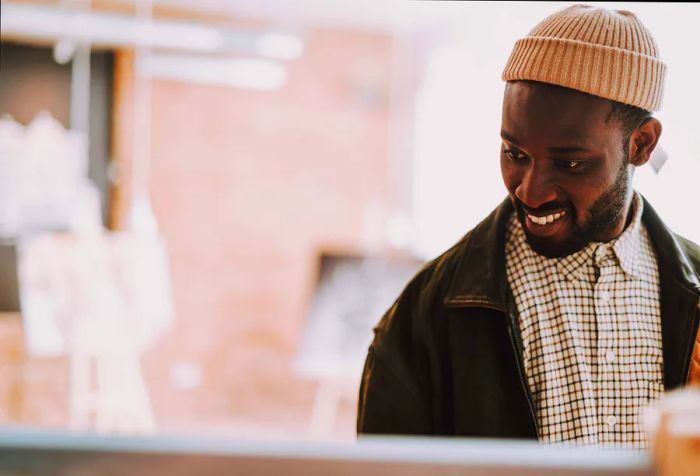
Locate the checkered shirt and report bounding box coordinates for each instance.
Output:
[505,193,664,448]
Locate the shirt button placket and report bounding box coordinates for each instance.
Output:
[594,244,618,442]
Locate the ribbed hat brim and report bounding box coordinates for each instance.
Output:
[502,36,666,111]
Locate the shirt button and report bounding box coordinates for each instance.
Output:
[600,291,611,302]
[605,350,616,362]
[607,415,617,427]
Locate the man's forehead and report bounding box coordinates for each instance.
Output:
[504,81,611,113]
[502,81,615,143]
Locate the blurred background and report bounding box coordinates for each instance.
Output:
[0,0,698,441]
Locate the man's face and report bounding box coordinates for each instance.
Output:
[500,81,632,258]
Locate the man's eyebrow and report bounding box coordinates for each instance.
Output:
[547,145,591,154]
[500,130,520,144]
[501,130,591,154]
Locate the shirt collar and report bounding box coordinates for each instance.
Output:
[610,192,645,280]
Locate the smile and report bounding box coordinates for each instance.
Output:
[527,210,567,226]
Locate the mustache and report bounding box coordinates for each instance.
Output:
[515,198,570,215]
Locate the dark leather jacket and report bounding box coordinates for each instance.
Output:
[357,196,700,438]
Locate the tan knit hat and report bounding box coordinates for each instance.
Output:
[502,4,666,111]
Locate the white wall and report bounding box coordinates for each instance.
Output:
[411,2,700,258]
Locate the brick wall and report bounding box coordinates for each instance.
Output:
[138,28,397,438]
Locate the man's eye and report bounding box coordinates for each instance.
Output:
[504,150,526,161]
[557,160,584,169]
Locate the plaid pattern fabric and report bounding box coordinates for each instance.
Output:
[505,193,664,448]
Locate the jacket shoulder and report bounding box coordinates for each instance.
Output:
[373,199,511,341]
[380,229,475,325]
[357,240,473,435]
[363,229,477,415]
[369,226,478,369]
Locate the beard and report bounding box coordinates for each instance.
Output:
[515,160,632,258]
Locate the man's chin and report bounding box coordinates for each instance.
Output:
[523,233,585,258]
[512,203,590,258]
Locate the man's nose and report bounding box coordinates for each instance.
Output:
[515,166,558,210]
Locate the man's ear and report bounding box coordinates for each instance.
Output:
[628,117,662,167]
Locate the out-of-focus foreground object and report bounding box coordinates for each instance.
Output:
[0,428,654,476]
[644,387,700,476]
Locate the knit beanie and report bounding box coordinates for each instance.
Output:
[502,4,665,111]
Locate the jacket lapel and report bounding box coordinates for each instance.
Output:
[642,197,700,389]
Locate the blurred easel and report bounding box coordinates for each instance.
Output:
[67,235,155,434]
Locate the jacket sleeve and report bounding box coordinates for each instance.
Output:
[356,345,431,435]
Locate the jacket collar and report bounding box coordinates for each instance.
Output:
[444,195,700,309]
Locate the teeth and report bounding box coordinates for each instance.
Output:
[528,210,566,226]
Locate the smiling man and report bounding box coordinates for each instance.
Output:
[357,5,700,447]
[500,81,651,259]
